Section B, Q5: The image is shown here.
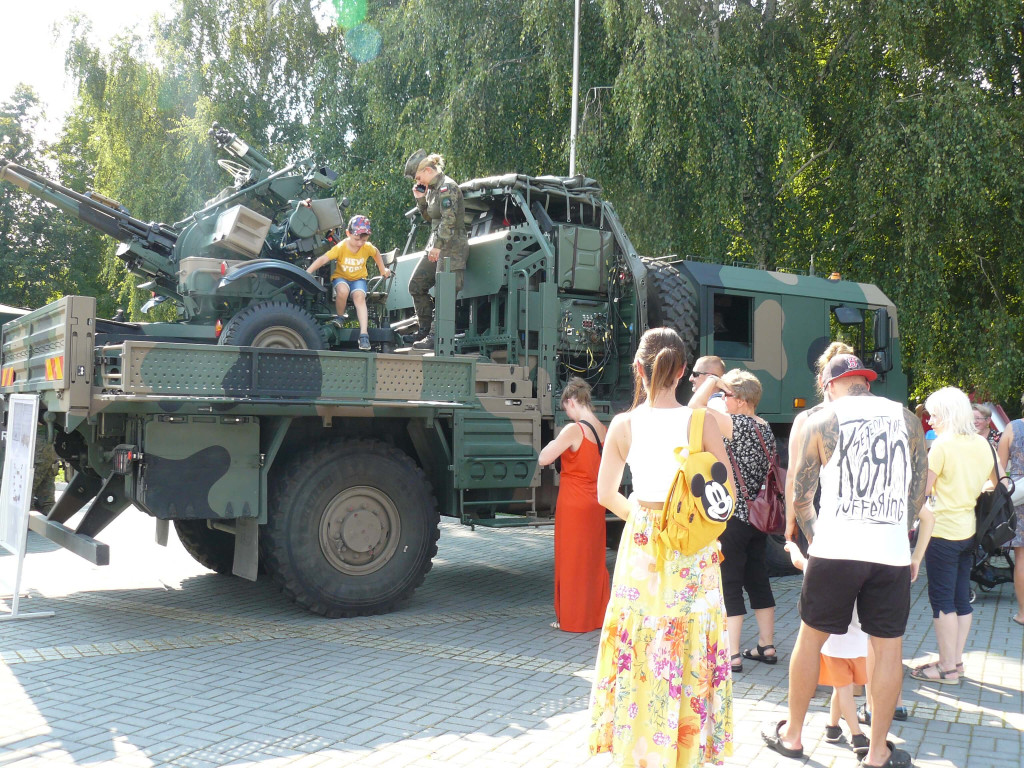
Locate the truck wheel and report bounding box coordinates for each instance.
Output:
[174,519,234,574]
[642,258,699,364]
[262,439,440,617]
[219,301,327,349]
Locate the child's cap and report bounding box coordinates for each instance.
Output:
[347,215,372,235]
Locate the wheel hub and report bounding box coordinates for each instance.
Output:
[251,325,307,348]
[319,486,400,574]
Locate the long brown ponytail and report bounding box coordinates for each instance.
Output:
[631,327,687,408]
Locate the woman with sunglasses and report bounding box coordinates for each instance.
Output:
[691,369,778,674]
[305,214,391,351]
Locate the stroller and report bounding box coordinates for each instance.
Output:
[970,541,1015,598]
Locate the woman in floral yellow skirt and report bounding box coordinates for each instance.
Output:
[591,327,734,767]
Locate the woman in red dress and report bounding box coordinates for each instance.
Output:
[538,377,610,632]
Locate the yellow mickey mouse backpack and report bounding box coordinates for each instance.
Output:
[656,408,736,558]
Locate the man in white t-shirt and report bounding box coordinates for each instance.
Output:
[762,354,928,768]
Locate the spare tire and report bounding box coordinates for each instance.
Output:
[642,258,699,401]
[219,301,327,350]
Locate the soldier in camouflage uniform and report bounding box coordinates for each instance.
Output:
[401,149,469,350]
[31,427,58,510]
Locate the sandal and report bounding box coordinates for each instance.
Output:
[761,720,803,759]
[857,740,912,768]
[893,706,908,721]
[742,642,778,665]
[730,653,743,673]
[910,661,959,684]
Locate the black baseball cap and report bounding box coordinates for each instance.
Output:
[822,354,878,386]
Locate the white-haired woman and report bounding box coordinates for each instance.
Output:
[972,402,1002,452]
[910,387,997,684]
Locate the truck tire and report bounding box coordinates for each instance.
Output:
[219,301,327,350]
[642,258,699,364]
[174,519,234,574]
[262,439,440,617]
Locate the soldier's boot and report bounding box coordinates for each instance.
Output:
[411,331,436,350]
[402,317,432,345]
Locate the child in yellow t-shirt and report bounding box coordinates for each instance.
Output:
[306,215,391,351]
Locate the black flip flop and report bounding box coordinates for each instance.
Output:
[857,740,912,768]
[761,720,803,759]
[730,653,743,673]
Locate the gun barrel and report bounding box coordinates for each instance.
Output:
[0,159,178,255]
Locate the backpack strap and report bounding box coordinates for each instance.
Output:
[688,408,706,456]
[578,419,603,454]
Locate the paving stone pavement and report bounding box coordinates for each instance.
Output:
[1,511,1022,768]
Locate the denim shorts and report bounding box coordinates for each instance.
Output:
[924,536,975,618]
[332,277,368,295]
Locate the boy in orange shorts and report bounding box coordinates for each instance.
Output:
[786,542,869,753]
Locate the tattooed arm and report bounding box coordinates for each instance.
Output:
[790,408,837,543]
[905,408,928,515]
[785,410,809,542]
[904,408,932,581]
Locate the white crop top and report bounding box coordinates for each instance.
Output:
[625,404,694,501]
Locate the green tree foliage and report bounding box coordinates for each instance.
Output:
[575,0,1024,403]
[0,87,110,312]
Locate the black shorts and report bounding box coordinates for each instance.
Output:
[799,556,911,639]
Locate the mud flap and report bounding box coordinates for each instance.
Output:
[232,517,259,581]
[155,518,169,546]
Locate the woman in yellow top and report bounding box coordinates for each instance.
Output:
[306,215,391,351]
[910,386,997,684]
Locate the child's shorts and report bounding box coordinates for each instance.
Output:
[332,277,368,295]
[818,653,868,687]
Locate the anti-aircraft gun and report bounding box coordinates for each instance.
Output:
[0,124,354,349]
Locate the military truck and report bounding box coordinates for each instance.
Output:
[1,155,906,617]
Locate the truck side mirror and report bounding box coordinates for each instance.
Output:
[872,307,893,373]
[873,307,890,350]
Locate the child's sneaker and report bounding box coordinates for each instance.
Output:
[893,705,909,721]
[824,725,843,743]
[851,733,869,753]
[358,333,370,351]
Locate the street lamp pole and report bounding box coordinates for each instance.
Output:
[569,0,581,177]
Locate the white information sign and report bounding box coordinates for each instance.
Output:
[1,394,54,620]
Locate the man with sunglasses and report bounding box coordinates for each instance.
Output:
[306,215,391,351]
[688,355,727,412]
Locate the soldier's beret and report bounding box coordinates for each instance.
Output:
[403,148,427,179]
